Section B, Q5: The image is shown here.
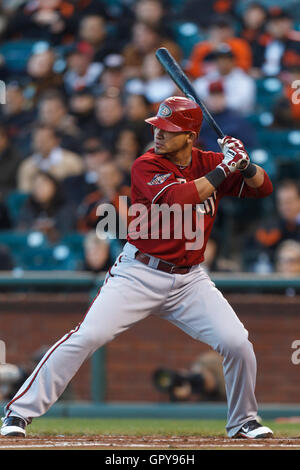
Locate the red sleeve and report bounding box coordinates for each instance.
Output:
[218,168,273,198]
[131,158,201,207]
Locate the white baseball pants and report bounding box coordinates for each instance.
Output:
[5,242,258,436]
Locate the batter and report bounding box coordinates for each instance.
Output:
[1,97,273,439]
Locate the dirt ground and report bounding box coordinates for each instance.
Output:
[1,435,300,450]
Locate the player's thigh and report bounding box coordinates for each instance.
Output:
[78,255,173,345]
[162,270,248,354]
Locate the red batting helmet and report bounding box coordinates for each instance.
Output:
[145,96,203,135]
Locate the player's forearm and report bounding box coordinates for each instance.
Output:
[241,164,264,187]
[193,176,218,202]
[242,165,273,197]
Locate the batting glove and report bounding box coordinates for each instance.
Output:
[217,136,250,176]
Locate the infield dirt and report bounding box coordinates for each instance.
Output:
[1,435,300,450]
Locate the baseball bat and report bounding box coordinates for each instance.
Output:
[155,47,225,139]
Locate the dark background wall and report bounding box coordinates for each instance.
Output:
[1,293,300,403]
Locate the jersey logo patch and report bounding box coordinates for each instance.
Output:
[147,173,172,185]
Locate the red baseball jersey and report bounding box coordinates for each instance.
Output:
[127,147,272,266]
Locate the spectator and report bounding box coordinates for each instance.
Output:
[81,231,111,274]
[275,240,300,275]
[116,128,140,159]
[122,21,182,79]
[0,125,22,196]
[203,238,219,272]
[18,124,84,193]
[141,52,177,107]
[198,80,257,151]
[17,171,76,240]
[63,41,103,95]
[0,199,12,230]
[134,0,166,27]
[193,43,256,115]
[77,161,131,238]
[203,228,240,273]
[125,93,152,122]
[133,0,174,38]
[93,94,127,151]
[69,0,110,20]
[68,88,96,136]
[261,8,300,77]
[3,0,75,44]
[178,0,236,29]
[26,47,64,104]
[186,15,252,78]
[63,137,112,205]
[114,128,142,185]
[124,93,153,148]
[0,245,14,271]
[1,81,36,146]
[245,180,300,270]
[239,2,268,77]
[0,2,8,38]
[96,54,127,98]
[78,14,120,63]
[38,90,81,152]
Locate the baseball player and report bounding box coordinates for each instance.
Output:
[1,96,273,439]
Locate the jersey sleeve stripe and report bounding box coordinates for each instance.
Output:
[151,182,180,204]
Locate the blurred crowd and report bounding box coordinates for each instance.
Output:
[0,0,300,275]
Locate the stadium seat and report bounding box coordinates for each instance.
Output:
[257,129,300,159]
[0,230,47,251]
[19,243,81,271]
[5,192,29,225]
[255,78,283,112]
[172,22,206,58]
[0,231,49,267]
[247,112,274,129]
[107,237,123,260]
[235,0,299,17]
[61,232,123,260]
[250,148,277,180]
[169,0,185,12]
[60,232,85,259]
[0,40,36,72]
[0,230,123,271]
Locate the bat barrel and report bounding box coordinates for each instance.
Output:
[155,48,224,139]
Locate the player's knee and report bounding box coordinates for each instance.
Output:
[77,326,113,350]
[218,335,254,360]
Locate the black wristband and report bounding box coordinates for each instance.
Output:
[240,163,257,178]
[205,167,226,189]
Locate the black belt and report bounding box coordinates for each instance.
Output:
[135,251,192,274]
